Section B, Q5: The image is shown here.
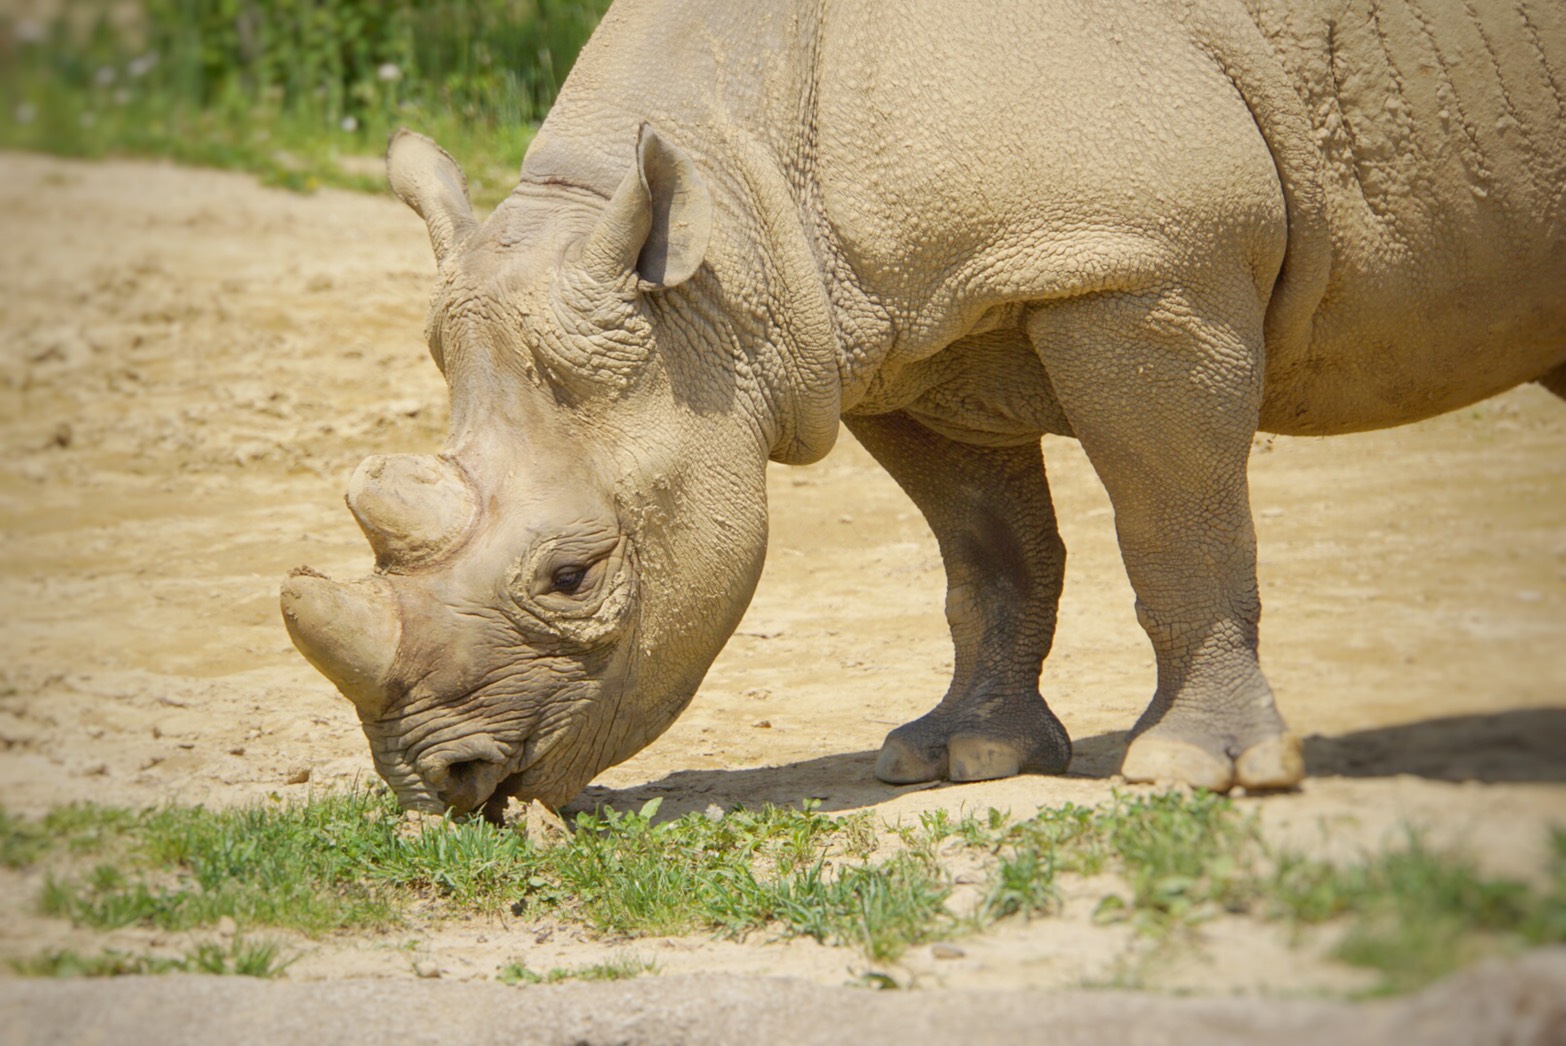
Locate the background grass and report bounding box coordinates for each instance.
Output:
[0,0,613,205]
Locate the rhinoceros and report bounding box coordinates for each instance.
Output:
[280,0,1566,814]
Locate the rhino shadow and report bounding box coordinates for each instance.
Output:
[1072,710,1566,785]
[1300,708,1566,783]
[562,708,1566,821]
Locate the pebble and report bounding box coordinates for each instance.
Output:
[285,766,311,785]
[413,959,441,979]
[931,943,966,960]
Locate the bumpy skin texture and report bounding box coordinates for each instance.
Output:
[283,0,1565,811]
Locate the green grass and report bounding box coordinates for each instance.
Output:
[12,937,292,978]
[498,953,656,986]
[0,0,614,206]
[3,788,1562,990]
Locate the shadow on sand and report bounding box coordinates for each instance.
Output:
[562,708,1566,821]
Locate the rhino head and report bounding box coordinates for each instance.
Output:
[280,127,802,814]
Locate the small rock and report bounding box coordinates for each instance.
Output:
[228,746,246,756]
[285,766,311,785]
[931,943,966,960]
[50,422,72,449]
[216,916,238,938]
[522,800,568,844]
[413,959,441,979]
[753,720,772,729]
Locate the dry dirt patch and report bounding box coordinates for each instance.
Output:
[0,151,1563,1022]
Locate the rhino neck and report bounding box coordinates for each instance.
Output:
[714,133,846,466]
[518,0,847,466]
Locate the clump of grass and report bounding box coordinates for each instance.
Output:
[498,952,656,986]
[1268,829,1566,994]
[13,937,291,978]
[36,790,404,935]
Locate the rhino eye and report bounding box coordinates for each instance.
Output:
[551,565,588,595]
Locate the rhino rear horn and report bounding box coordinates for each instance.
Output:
[347,454,476,568]
[581,123,712,290]
[280,572,401,717]
[387,129,477,266]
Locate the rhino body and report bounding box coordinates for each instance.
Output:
[281,0,1566,812]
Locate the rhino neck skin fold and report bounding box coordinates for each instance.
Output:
[283,0,1565,812]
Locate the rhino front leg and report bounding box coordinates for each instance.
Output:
[844,411,1071,784]
[1027,286,1304,793]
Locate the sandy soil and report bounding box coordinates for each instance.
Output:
[0,151,1563,1008]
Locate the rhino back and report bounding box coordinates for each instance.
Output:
[525,0,1563,436]
[1246,0,1566,433]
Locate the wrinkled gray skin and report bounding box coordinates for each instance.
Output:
[281,0,1566,814]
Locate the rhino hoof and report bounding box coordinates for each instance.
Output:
[1120,731,1305,793]
[1120,735,1237,793]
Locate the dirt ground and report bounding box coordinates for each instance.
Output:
[0,150,1563,1028]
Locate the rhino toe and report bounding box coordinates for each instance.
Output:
[1235,732,1305,791]
[1120,735,1237,793]
[874,728,947,784]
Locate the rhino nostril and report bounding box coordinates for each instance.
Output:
[445,758,488,789]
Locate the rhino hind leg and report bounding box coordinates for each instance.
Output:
[1028,287,1303,794]
[844,412,1071,785]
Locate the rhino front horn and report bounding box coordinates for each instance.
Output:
[347,454,476,568]
[280,571,401,716]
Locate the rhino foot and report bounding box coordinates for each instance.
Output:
[1121,727,1304,793]
[874,696,1072,785]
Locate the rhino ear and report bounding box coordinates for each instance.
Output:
[581,124,712,291]
[387,129,477,266]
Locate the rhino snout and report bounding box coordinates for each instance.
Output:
[414,735,516,815]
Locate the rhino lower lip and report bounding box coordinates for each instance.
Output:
[480,772,529,822]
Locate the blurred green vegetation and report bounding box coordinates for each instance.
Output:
[0,0,613,205]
